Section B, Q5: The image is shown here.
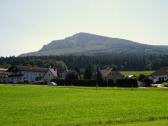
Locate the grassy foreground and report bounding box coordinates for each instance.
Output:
[0,85,168,126]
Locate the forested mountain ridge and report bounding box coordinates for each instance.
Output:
[20,32,168,56]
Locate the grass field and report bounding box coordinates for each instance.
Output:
[121,71,154,77]
[0,85,168,126]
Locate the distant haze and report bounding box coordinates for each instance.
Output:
[0,0,168,56]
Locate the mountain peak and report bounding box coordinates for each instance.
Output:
[71,32,97,36]
[66,32,98,39]
[65,32,112,42]
[19,33,168,57]
[74,32,91,35]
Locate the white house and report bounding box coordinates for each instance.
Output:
[44,68,57,83]
[6,66,57,83]
[151,67,168,83]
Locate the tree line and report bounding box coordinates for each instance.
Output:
[0,53,168,70]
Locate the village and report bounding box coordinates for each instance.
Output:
[0,65,168,87]
[1,0,168,125]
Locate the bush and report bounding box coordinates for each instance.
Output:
[24,80,29,84]
[34,80,46,85]
[51,79,99,87]
[162,82,168,87]
[65,71,79,80]
[143,78,152,87]
[138,74,146,81]
[116,79,138,87]
[138,74,152,87]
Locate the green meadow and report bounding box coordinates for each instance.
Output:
[121,71,154,77]
[0,85,168,126]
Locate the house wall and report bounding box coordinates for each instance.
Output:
[21,71,45,82]
[7,71,46,83]
[44,71,54,83]
[153,75,168,83]
[6,76,23,83]
[137,81,146,87]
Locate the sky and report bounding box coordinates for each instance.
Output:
[0,0,168,56]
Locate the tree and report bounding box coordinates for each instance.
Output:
[53,61,67,70]
[112,65,118,71]
[84,65,93,79]
[75,67,81,79]
[97,67,103,86]
[65,71,79,80]
[138,74,146,82]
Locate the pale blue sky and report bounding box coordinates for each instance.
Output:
[0,0,168,56]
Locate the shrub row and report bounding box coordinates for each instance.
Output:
[51,79,138,87]
[116,79,138,87]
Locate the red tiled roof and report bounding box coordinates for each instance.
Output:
[0,68,8,76]
[0,68,8,75]
[8,66,48,73]
[0,68,7,72]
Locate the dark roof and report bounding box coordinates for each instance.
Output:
[152,67,168,76]
[7,66,48,73]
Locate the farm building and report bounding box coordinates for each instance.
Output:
[151,67,168,83]
[100,68,124,84]
[6,66,57,83]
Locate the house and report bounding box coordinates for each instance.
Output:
[0,68,8,83]
[100,68,124,84]
[6,66,57,84]
[44,68,58,83]
[151,67,168,83]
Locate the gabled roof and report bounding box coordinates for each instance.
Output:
[100,68,112,78]
[100,68,122,78]
[152,67,168,76]
[48,68,57,77]
[7,66,48,73]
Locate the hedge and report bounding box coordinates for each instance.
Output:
[51,79,138,87]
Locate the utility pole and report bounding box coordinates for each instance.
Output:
[96,66,100,90]
[107,78,109,87]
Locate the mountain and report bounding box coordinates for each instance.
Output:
[20,32,168,57]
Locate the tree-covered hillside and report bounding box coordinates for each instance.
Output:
[1,54,168,70]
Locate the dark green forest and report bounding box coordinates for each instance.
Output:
[0,54,168,70]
